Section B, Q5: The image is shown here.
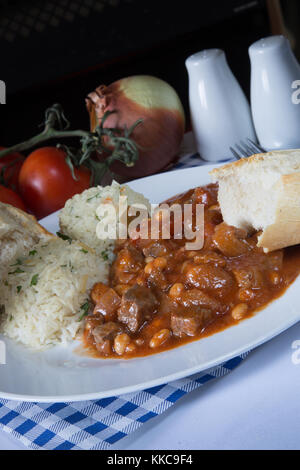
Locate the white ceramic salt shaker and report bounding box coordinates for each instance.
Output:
[249,35,300,150]
[185,49,256,162]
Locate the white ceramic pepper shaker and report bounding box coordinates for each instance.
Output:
[185,49,256,162]
[249,35,300,150]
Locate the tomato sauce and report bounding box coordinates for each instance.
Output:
[83,184,300,358]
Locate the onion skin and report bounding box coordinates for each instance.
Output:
[86,75,185,178]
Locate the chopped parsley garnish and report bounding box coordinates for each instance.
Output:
[17,286,22,293]
[9,267,25,275]
[29,250,37,256]
[78,301,90,322]
[9,315,13,322]
[60,264,67,268]
[80,248,88,254]
[87,193,101,202]
[10,258,22,267]
[30,274,39,286]
[101,250,109,261]
[57,232,72,244]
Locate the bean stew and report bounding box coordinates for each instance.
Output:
[83,184,300,358]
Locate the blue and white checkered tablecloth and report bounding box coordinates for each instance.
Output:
[0,147,247,450]
[0,354,249,450]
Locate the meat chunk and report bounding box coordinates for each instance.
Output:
[111,245,144,284]
[91,282,109,304]
[193,251,226,267]
[142,241,168,258]
[85,313,104,333]
[267,251,283,271]
[185,264,234,298]
[90,322,123,355]
[213,222,250,257]
[118,284,158,332]
[233,267,264,289]
[93,288,121,321]
[171,312,203,337]
[192,184,218,206]
[119,245,144,271]
[179,288,225,313]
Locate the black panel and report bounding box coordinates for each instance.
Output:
[0,0,270,146]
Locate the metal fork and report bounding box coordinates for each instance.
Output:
[230,139,266,159]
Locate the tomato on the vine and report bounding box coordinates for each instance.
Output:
[0,147,25,191]
[0,185,26,211]
[18,147,92,219]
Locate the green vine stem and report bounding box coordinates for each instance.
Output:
[0,104,142,185]
[0,105,86,159]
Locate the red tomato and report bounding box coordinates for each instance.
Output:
[18,147,92,219]
[0,147,25,190]
[0,185,27,211]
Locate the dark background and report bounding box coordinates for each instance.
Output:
[0,0,297,151]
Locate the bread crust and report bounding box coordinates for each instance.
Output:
[210,150,300,252]
[257,173,300,252]
[0,202,54,239]
[210,149,300,181]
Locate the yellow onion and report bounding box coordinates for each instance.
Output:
[86,75,185,178]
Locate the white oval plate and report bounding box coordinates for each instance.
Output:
[0,164,300,402]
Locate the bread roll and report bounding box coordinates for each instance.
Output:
[210,149,300,252]
[0,202,53,279]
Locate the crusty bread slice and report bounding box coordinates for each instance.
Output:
[0,202,53,278]
[210,149,300,252]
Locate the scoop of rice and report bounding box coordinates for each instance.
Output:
[0,238,108,349]
[59,181,151,261]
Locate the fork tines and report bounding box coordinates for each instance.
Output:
[230,139,266,160]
